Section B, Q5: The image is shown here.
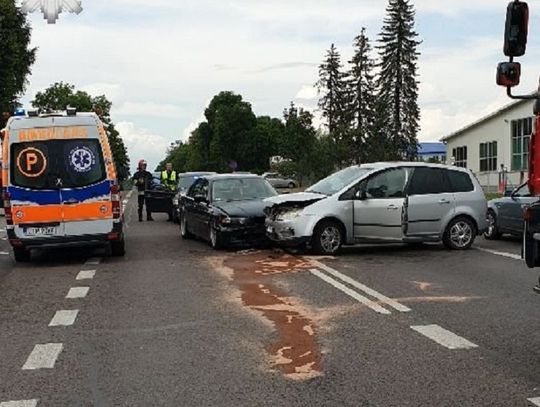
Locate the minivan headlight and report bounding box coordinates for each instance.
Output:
[277,209,303,221]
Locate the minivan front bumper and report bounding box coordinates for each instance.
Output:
[265,219,312,247]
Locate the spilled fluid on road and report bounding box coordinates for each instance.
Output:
[223,251,322,380]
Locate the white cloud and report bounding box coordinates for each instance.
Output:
[113,102,185,119]
[80,83,122,100]
[295,85,318,100]
[116,122,170,171]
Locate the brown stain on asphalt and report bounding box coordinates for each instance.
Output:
[223,251,322,381]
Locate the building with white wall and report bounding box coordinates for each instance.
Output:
[441,98,534,192]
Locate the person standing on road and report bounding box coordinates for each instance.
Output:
[161,162,177,221]
[133,159,154,222]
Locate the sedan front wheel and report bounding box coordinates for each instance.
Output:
[484,210,501,240]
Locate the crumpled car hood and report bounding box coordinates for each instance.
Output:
[264,192,326,205]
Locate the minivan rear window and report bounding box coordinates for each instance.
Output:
[447,170,474,192]
[11,139,106,190]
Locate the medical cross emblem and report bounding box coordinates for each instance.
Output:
[21,0,83,24]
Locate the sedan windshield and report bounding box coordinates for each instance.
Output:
[306,166,372,196]
[212,178,277,202]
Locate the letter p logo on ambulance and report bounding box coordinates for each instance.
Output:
[17,148,48,178]
[21,0,83,24]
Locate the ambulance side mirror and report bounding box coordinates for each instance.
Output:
[504,1,529,57]
[497,62,521,87]
[0,129,6,141]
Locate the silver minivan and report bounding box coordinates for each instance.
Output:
[265,162,488,255]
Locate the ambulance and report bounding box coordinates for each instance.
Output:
[0,109,125,262]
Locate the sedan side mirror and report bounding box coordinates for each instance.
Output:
[194,195,208,204]
[355,189,367,200]
[504,189,513,197]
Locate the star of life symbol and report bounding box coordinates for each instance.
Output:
[69,146,95,173]
[21,0,83,24]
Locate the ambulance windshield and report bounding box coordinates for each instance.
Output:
[11,139,106,190]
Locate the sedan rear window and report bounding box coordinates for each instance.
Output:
[11,139,106,190]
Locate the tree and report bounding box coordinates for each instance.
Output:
[348,28,376,164]
[0,0,37,126]
[316,44,352,166]
[376,0,421,160]
[316,44,349,135]
[32,82,131,180]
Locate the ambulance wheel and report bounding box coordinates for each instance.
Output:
[111,238,126,257]
[13,248,31,263]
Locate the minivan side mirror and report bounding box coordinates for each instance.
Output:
[504,1,529,57]
[355,189,367,200]
[497,62,521,87]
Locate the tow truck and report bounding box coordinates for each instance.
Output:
[498,1,540,290]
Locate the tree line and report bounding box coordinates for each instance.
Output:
[161,0,421,182]
[0,1,130,180]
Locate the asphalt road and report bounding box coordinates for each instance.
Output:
[1,195,540,406]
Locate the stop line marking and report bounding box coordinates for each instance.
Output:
[311,269,391,314]
[311,260,411,313]
[411,325,478,350]
[22,343,63,370]
[0,401,38,407]
[49,310,79,327]
[476,247,522,261]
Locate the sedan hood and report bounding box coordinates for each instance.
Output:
[264,192,327,205]
[214,200,271,217]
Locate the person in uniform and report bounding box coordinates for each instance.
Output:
[133,159,154,222]
[161,162,177,221]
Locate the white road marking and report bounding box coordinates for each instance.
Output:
[0,401,38,407]
[0,252,9,255]
[476,247,522,261]
[311,260,411,313]
[85,258,101,265]
[311,269,391,315]
[49,310,79,327]
[22,343,63,370]
[76,270,96,280]
[528,397,540,406]
[410,324,478,350]
[66,287,89,299]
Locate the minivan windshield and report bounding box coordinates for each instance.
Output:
[306,166,372,196]
[11,139,106,190]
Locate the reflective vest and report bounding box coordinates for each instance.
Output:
[161,170,177,191]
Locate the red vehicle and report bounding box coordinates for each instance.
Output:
[497,1,540,290]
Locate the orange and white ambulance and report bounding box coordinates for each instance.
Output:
[0,109,125,261]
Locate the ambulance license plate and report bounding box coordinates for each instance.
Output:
[24,227,57,236]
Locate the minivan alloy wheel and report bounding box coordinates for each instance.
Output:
[450,221,473,248]
[320,226,342,253]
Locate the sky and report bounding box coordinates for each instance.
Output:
[17,0,540,171]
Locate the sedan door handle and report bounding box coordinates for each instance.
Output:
[439,199,451,205]
[387,204,399,211]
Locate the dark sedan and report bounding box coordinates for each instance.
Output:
[485,182,539,239]
[179,174,278,249]
[172,172,216,223]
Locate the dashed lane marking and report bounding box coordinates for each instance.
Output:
[528,397,540,406]
[411,324,479,350]
[49,310,79,327]
[0,401,38,407]
[476,247,522,261]
[0,252,9,255]
[22,343,63,370]
[66,287,89,299]
[76,270,96,280]
[85,257,101,265]
[311,259,411,313]
[311,269,391,315]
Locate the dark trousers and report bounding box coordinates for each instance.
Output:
[138,195,151,219]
